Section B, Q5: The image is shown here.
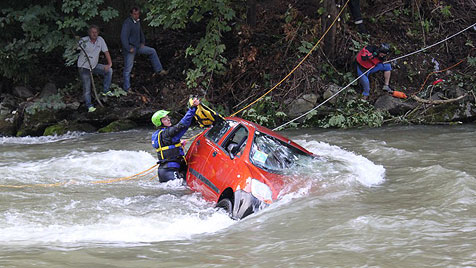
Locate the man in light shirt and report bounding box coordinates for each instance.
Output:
[78,25,113,112]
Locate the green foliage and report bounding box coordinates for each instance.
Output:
[146,0,236,88]
[439,5,452,18]
[317,99,386,128]
[25,94,67,115]
[242,96,286,127]
[0,1,118,82]
[468,57,476,68]
[298,40,314,55]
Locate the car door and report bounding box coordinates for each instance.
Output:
[187,120,233,201]
[201,124,250,198]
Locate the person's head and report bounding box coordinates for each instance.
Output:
[377,43,390,58]
[88,25,100,40]
[152,110,171,127]
[130,7,140,21]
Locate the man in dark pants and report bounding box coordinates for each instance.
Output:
[151,98,199,182]
[349,0,367,33]
[121,6,168,92]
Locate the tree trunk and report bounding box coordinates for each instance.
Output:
[322,0,337,58]
[247,0,257,27]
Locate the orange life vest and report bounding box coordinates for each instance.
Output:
[356,46,382,69]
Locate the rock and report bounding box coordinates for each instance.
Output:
[39,83,58,98]
[286,93,319,117]
[12,86,34,99]
[16,109,60,136]
[98,120,137,133]
[0,95,20,136]
[43,121,96,136]
[322,84,341,105]
[424,102,476,122]
[374,95,417,115]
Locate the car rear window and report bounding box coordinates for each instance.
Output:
[250,131,312,173]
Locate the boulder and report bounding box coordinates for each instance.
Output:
[98,119,138,133]
[374,95,417,115]
[43,120,96,136]
[286,93,319,117]
[0,94,20,136]
[39,83,58,98]
[322,84,341,105]
[16,109,60,136]
[12,86,34,99]
[423,102,476,122]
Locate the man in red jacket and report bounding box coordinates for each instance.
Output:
[356,43,392,99]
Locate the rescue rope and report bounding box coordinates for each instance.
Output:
[273,21,476,131]
[230,0,351,117]
[0,164,158,188]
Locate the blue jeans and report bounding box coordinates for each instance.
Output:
[357,63,392,96]
[79,64,113,108]
[123,46,163,91]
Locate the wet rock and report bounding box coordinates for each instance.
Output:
[424,102,476,122]
[286,93,319,117]
[374,95,417,115]
[98,119,137,133]
[39,83,58,98]
[12,86,34,99]
[0,94,21,136]
[43,120,96,136]
[16,109,61,136]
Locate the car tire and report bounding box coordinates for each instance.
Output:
[216,198,233,216]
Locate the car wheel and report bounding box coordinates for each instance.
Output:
[216,198,233,216]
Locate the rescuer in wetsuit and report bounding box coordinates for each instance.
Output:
[356,43,392,99]
[151,98,199,182]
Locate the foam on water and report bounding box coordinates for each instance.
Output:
[300,140,385,187]
[0,132,85,145]
[0,138,385,247]
[0,150,157,183]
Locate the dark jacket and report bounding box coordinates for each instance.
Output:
[151,107,197,168]
[120,17,145,51]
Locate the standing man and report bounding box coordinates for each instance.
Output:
[121,7,168,92]
[356,43,392,99]
[349,0,367,34]
[78,25,113,112]
[151,98,199,183]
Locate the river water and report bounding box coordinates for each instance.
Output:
[1,124,475,267]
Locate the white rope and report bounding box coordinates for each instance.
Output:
[273,21,476,131]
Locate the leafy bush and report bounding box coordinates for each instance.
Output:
[146,0,236,88]
[25,94,67,115]
[317,99,386,128]
[242,96,287,127]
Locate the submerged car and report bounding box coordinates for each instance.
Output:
[185,117,314,219]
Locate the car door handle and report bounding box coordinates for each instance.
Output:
[212,151,217,157]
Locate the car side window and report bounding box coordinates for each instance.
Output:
[221,125,248,158]
[205,120,232,144]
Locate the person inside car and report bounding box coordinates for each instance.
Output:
[151,98,199,182]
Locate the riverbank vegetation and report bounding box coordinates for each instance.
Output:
[0,0,475,136]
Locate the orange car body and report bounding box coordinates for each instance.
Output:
[185,117,314,219]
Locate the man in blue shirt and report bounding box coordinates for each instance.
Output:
[151,98,199,182]
[121,7,168,92]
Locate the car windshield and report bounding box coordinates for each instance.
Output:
[250,131,312,173]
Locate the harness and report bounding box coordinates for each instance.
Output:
[156,130,183,164]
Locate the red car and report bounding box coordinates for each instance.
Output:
[185,117,314,219]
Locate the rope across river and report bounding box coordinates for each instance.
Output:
[1,8,473,189]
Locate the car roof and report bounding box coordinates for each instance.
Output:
[226,117,313,155]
